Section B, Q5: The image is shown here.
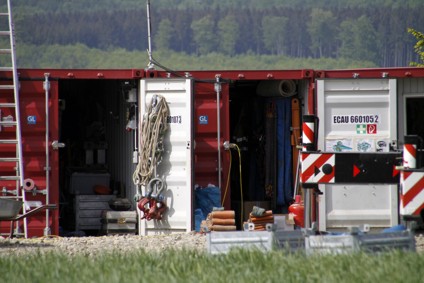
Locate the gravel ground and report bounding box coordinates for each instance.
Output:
[0,232,207,257]
[0,231,423,257]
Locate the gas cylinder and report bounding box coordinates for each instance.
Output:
[288,195,304,228]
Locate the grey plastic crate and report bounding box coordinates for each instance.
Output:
[207,230,306,254]
[306,235,359,255]
[306,230,416,255]
[273,230,305,252]
[207,231,276,254]
[358,231,416,253]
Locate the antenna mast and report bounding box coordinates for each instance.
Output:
[146,0,155,70]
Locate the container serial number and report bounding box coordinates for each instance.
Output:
[332,114,379,124]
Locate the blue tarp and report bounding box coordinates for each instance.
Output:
[194,186,221,231]
[275,98,293,206]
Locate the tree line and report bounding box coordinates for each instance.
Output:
[12,3,424,67]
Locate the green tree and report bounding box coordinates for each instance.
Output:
[217,15,239,56]
[338,15,378,64]
[154,19,175,51]
[408,28,424,67]
[262,16,288,55]
[191,16,216,55]
[307,8,338,58]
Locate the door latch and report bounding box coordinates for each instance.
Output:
[51,140,65,150]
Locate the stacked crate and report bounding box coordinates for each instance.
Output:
[101,210,137,235]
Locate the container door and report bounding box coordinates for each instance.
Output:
[21,78,59,236]
[138,78,193,235]
[316,79,398,230]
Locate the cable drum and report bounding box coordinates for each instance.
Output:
[256,80,297,97]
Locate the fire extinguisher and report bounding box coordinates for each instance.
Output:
[288,195,304,228]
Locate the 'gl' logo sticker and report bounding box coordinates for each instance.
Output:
[199,115,208,125]
[27,116,36,125]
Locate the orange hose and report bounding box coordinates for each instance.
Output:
[211,218,236,225]
[209,210,235,219]
[210,225,237,231]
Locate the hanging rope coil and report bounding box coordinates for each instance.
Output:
[133,94,169,187]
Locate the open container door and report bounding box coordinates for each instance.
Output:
[138,78,193,235]
[316,78,398,231]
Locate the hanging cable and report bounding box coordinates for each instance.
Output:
[221,150,232,207]
[133,94,169,188]
[234,144,243,226]
[223,142,243,226]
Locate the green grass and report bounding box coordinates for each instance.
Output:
[1,249,424,283]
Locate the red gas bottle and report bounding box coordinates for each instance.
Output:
[288,195,304,228]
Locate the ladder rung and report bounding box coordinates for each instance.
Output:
[0,49,11,54]
[0,67,13,71]
[0,121,16,126]
[0,103,16,107]
[0,139,18,144]
[0,85,15,90]
[0,13,9,16]
[0,157,19,162]
[0,176,20,181]
[0,31,10,36]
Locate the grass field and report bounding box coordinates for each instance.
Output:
[1,249,424,283]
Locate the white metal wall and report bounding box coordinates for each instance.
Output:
[138,78,193,235]
[316,79,398,230]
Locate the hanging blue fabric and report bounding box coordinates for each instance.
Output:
[276,98,293,206]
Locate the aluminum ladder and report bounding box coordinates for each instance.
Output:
[0,0,27,238]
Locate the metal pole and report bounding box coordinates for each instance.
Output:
[215,75,222,190]
[304,189,312,228]
[301,115,317,229]
[44,73,51,236]
[146,0,154,70]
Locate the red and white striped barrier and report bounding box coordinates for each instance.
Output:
[403,144,417,169]
[301,153,335,184]
[400,171,424,216]
[403,135,420,169]
[302,115,315,152]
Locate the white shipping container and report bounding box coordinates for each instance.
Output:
[316,79,398,231]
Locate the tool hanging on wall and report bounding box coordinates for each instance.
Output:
[133,94,169,220]
[291,98,301,186]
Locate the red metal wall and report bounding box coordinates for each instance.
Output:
[0,78,59,236]
[193,81,231,208]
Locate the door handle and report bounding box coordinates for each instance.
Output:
[51,140,65,150]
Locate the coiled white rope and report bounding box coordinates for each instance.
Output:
[133,94,169,189]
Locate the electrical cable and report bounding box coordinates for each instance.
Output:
[149,55,231,84]
[234,144,243,227]
[221,143,243,226]
[221,149,232,207]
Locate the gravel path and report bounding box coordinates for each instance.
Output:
[1,232,423,257]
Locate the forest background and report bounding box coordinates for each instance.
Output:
[7,0,424,70]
